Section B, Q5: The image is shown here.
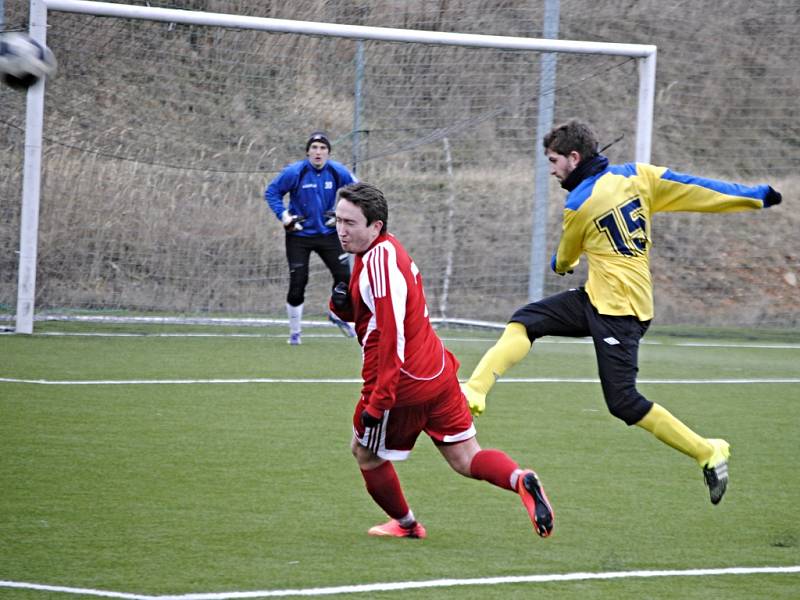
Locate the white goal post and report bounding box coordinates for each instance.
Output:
[14,0,656,334]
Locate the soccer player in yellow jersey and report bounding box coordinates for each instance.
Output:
[462,119,782,505]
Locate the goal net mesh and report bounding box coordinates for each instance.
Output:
[1,0,797,329]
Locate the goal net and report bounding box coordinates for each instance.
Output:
[2,0,654,331]
[6,0,793,332]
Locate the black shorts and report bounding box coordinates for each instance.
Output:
[511,288,652,425]
[285,232,348,275]
[284,233,350,306]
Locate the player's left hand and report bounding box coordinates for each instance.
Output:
[764,187,782,207]
[324,210,337,227]
[360,407,383,428]
[331,281,350,311]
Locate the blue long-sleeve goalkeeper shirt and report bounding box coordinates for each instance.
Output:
[265,158,357,237]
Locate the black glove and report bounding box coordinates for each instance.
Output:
[283,215,305,232]
[764,187,782,208]
[324,210,337,228]
[331,281,351,311]
[360,408,382,428]
[281,210,305,232]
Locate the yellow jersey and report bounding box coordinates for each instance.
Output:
[553,160,774,321]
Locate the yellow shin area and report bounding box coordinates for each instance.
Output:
[636,403,714,465]
[466,322,531,395]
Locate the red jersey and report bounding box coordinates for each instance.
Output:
[331,233,459,416]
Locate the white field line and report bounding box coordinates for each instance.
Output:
[0,332,346,338]
[2,376,800,386]
[2,566,800,599]
[0,580,146,599]
[3,330,800,349]
[0,377,360,385]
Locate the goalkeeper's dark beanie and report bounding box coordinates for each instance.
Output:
[306,131,331,152]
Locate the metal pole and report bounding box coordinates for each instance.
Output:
[528,0,559,302]
[352,40,364,174]
[15,0,48,334]
[636,51,656,163]
[439,137,456,319]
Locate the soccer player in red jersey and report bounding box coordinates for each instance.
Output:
[329,182,553,539]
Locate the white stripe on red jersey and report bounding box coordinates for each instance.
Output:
[349,234,448,412]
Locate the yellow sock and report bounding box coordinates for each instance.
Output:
[466,322,531,396]
[636,403,714,466]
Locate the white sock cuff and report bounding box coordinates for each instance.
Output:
[398,510,416,528]
[509,468,523,490]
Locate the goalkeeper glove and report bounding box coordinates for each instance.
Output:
[324,210,337,228]
[331,281,351,311]
[550,253,574,276]
[281,210,305,232]
[764,187,782,207]
[360,407,383,428]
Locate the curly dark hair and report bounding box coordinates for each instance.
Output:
[542,119,599,159]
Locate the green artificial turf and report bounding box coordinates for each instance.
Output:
[1,324,798,599]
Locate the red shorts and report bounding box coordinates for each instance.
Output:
[352,371,475,461]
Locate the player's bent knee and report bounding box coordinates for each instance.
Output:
[437,438,480,477]
[448,456,473,478]
[605,390,651,426]
[352,441,384,470]
[287,266,309,306]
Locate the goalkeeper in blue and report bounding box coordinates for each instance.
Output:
[462,119,782,506]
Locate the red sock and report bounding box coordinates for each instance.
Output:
[360,461,410,520]
[469,449,518,491]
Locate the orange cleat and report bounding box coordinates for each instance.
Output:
[517,469,554,538]
[367,519,427,539]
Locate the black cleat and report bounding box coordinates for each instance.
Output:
[702,439,730,505]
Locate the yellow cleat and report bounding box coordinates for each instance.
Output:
[461,383,486,416]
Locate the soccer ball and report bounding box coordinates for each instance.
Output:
[0,31,57,90]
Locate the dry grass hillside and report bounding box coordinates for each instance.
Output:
[1,0,797,328]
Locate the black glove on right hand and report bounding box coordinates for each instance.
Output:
[283,215,305,232]
[331,281,351,311]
